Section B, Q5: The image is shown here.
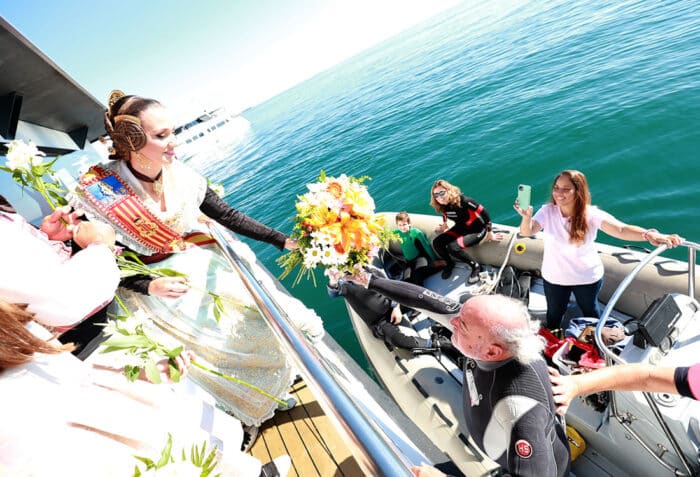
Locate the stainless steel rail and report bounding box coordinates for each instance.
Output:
[208,224,420,477]
[596,241,700,476]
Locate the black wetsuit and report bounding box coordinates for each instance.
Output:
[367,277,462,318]
[463,358,570,476]
[433,194,491,268]
[328,279,429,350]
[367,276,571,476]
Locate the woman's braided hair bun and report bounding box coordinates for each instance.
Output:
[103,90,149,160]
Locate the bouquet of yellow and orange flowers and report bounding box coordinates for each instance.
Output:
[278,171,392,286]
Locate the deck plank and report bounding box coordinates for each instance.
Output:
[249,378,364,477]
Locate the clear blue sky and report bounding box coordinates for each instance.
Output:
[1,0,460,121]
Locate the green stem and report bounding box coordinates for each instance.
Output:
[34,178,56,211]
[186,284,254,313]
[113,294,132,317]
[192,361,288,407]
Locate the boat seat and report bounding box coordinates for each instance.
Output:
[378,240,409,281]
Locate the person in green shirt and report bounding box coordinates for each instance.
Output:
[392,212,444,285]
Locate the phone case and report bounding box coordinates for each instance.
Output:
[517,184,531,210]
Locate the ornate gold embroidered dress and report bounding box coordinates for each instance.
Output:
[70,159,298,426]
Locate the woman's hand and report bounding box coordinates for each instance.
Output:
[148,276,189,299]
[40,206,80,241]
[72,220,116,249]
[486,231,504,243]
[435,221,448,233]
[140,350,196,383]
[648,231,683,248]
[548,366,578,416]
[284,237,299,251]
[513,202,533,218]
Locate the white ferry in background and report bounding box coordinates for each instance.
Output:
[174,107,251,162]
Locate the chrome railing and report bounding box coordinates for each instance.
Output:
[208,224,423,477]
[596,240,700,476]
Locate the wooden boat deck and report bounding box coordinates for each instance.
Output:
[250,378,365,477]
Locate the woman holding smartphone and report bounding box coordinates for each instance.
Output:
[514,169,682,330]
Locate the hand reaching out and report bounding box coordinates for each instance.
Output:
[40,206,80,241]
[284,237,299,250]
[548,366,578,416]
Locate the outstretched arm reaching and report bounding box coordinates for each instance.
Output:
[548,364,692,415]
[364,276,461,327]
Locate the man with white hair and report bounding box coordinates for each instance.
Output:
[447,294,570,477]
[358,276,570,477]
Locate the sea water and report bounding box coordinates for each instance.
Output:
[196,0,700,371]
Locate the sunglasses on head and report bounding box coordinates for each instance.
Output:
[433,190,447,198]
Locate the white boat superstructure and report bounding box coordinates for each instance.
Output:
[174,108,251,162]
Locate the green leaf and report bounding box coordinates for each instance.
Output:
[124,365,142,382]
[156,433,174,468]
[101,334,154,351]
[157,267,189,277]
[144,358,161,384]
[133,456,155,468]
[165,345,184,359]
[212,302,222,323]
[168,359,181,383]
[201,446,218,475]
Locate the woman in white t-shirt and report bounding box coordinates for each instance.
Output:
[514,169,681,329]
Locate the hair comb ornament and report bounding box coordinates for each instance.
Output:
[108,89,127,110]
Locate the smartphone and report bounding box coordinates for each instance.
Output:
[517,184,531,210]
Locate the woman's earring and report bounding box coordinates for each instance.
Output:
[135,152,151,171]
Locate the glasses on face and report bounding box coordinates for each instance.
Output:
[433,190,447,198]
[553,186,574,194]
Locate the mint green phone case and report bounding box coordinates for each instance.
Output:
[517,184,531,210]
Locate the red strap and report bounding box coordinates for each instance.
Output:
[465,204,484,226]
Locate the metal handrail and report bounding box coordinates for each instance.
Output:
[596,239,700,363]
[595,241,699,476]
[207,224,420,477]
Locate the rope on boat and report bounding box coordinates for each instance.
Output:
[478,233,518,295]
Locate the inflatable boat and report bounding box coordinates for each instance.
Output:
[344,212,700,477]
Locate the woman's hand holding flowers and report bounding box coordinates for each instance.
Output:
[284,237,299,251]
[40,206,79,241]
[140,350,196,383]
[148,276,190,299]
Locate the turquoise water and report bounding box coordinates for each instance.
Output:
[197,0,700,371]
